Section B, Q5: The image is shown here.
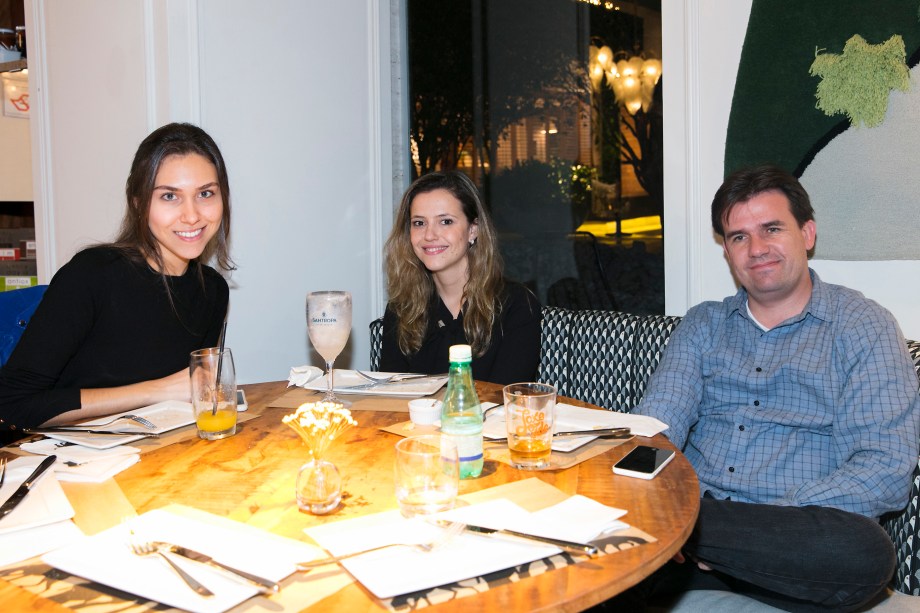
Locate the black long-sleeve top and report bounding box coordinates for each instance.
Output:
[381,282,541,385]
[0,246,228,439]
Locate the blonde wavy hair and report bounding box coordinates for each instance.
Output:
[384,171,504,358]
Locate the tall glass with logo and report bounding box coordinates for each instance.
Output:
[306,291,352,404]
[440,344,483,478]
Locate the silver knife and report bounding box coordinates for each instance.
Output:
[553,427,631,438]
[156,542,279,593]
[436,520,598,557]
[26,428,160,437]
[0,455,57,521]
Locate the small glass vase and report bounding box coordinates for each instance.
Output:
[296,458,342,515]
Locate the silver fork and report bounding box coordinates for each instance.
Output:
[354,370,423,385]
[0,457,6,489]
[80,414,156,429]
[297,520,465,569]
[129,539,214,597]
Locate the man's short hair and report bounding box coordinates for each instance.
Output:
[711,165,815,237]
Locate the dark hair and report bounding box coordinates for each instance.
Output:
[113,122,234,274]
[384,171,504,357]
[711,165,814,237]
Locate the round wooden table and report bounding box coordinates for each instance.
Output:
[2,380,700,612]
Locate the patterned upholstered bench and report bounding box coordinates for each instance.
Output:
[369,306,920,596]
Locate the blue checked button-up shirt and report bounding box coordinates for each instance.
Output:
[634,271,920,519]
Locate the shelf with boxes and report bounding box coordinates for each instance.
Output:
[0,58,26,73]
[0,227,37,291]
[0,23,27,73]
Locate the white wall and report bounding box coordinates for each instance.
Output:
[196,0,390,382]
[31,0,150,273]
[663,0,920,340]
[26,0,390,383]
[25,0,152,286]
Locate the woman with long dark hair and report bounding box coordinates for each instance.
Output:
[0,123,232,437]
[381,171,540,384]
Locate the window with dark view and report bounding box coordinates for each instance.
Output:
[407,0,663,314]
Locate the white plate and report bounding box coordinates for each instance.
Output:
[0,459,74,534]
[42,400,195,450]
[42,507,317,613]
[302,370,448,397]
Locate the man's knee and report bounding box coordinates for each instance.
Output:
[836,513,895,587]
[686,501,896,610]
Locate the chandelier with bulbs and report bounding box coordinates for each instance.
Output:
[589,43,662,115]
[583,3,664,226]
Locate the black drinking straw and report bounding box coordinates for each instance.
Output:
[211,320,228,416]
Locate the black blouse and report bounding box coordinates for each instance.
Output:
[0,246,228,438]
[380,282,541,385]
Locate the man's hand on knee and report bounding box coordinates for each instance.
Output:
[672,550,712,571]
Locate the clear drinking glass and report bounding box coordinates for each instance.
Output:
[190,348,237,440]
[306,291,352,404]
[503,382,557,469]
[394,435,459,517]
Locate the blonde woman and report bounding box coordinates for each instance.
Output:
[381,171,540,384]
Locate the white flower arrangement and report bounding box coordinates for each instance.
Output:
[283,401,357,459]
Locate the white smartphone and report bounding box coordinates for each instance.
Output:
[612,445,675,479]
[236,389,248,412]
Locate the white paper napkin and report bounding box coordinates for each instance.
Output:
[20,439,142,482]
[56,455,140,482]
[305,496,628,599]
[0,457,75,535]
[0,519,84,566]
[437,496,628,543]
[523,495,629,541]
[43,507,318,613]
[288,365,323,387]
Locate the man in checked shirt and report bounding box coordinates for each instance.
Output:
[628,165,920,611]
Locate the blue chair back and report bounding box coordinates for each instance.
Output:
[0,285,47,366]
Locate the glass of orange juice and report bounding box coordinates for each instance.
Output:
[190,348,237,440]
[503,383,556,469]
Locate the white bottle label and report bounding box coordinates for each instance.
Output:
[446,432,483,463]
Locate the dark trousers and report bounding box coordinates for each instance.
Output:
[601,499,896,612]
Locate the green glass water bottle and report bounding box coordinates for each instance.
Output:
[440,344,483,478]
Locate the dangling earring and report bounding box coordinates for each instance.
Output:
[469,238,476,247]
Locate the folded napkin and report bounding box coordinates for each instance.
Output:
[0,519,84,566]
[43,506,318,613]
[305,496,628,599]
[523,494,629,541]
[437,495,628,544]
[20,439,141,482]
[288,365,324,387]
[0,456,76,541]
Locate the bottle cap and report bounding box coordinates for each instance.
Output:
[449,344,472,362]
